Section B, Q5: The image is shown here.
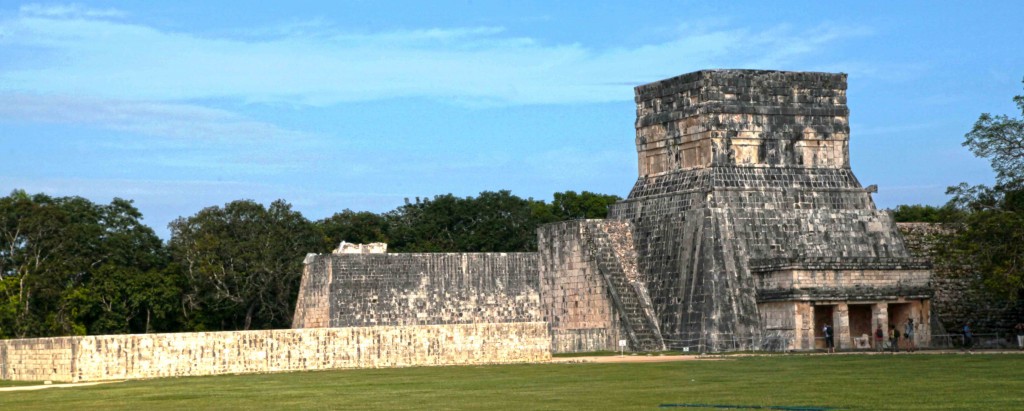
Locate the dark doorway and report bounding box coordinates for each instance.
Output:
[848,304,873,349]
[887,303,911,328]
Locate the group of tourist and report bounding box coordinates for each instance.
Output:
[820,318,917,353]
[870,318,918,353]
[821,319,1024,353]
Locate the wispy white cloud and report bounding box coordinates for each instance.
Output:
[0,93,311,141]
[18,3,126,19]
[0,5,873,107]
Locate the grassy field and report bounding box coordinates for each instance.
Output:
[1,354,1022,410]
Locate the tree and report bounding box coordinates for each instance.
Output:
[891,204,959,223]
[317,210,389,252]
[383,190,625,252]
[386,191,544,252]
[71,198,179,334]
[169,200,319,331]
[962,89,1024,187]
[549,191,622,220]
[945,78,1024,298]
[0,191,174,338]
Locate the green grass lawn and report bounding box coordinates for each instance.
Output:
[1,354,1022,410]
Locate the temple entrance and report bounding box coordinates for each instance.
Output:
[888,303,913,347]
[848,304,873,349]
[887,303,912,328]
[813,305,834,349]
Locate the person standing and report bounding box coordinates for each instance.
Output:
[962,322,973,352]
[1014,321,1024,350]
[875,325,885,352]
[889,324,900,353]
[824,323,835,353]
[904,318,916,352]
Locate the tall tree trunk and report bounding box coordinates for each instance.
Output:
[244,303,256,330]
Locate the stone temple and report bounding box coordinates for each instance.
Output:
[293,69,934,353]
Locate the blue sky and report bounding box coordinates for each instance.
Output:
[2,1,1023,238]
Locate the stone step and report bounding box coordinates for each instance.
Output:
[582,225,665,352]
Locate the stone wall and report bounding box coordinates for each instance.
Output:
[0,337,77,382]
[898,223,1024,335]
[0,322,551,382]
[753,259,932,302]
[294,253,541,329]
[292,254,333,328]
[758,301,799,350]
[536,219,665,353]
[537,221,621,353]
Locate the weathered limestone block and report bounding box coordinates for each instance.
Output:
[0,322,551,382]
[295,253,541,329]
[334,242,388,254]
[537,219,663,353]
[538,221,620,353]
[293,255,333,328]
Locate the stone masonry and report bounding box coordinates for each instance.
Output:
[293,69,934,354]
[0,323,550,382]
[537,220,663,353]
[606,70,933,351]
[293,252,541,329]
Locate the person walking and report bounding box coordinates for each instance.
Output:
[962,322,973,353]
[875,325,885,352]
[1014,321,1024,350]
[824,323,835,353]
[904,318,916,352]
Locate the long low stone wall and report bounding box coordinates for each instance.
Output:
[0,322,551,382]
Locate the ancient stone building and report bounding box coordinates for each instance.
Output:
[602,70,933,351]
[295,69,934,353]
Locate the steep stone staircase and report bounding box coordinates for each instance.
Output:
[582,224,665,352]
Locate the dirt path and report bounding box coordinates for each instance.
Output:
[550,349,1024,364]
[550,354,728,364]
[0,381,119,392]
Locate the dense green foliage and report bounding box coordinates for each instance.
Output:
[0,189,619,337]
[168,200,320,331]
[318,190,620,253]
[943,79,1024,298]
[0,191,177,338]
[1,355,1022,410]
[891,204,952,222]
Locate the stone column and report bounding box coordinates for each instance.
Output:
[833,303,850,349]
[915,300,931,348]
[797,303,813,350]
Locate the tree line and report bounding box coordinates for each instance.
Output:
[0,190,619,338]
